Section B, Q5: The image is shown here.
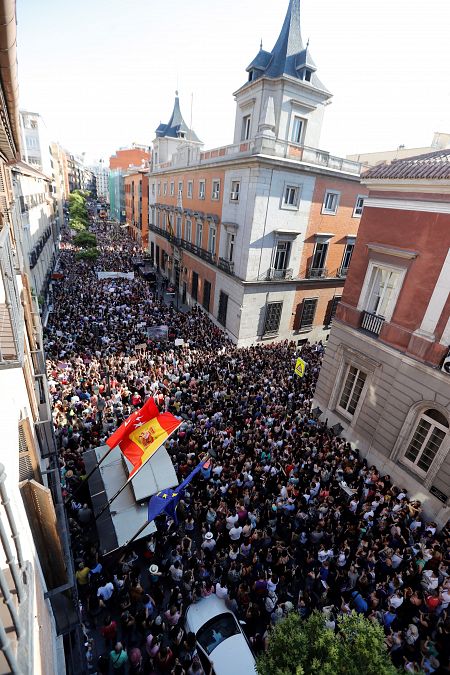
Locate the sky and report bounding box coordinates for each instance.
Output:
[17,0,450,164]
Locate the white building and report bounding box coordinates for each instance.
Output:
[91,161,110,203]
[10,162,58,301]
[148,0,362,345]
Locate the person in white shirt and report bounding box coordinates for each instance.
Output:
[229,525,243,541]
[215,578,229,599]
[226,513,239,530]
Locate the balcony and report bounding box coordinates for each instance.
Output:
[360,310,385,336]
[218,258,234,275]
[337,265,349,278]
[267,267,293,280]
[149,224,235,276]
[307,266,328,279]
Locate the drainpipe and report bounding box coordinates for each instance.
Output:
[0,615,20,674]
[0,564,21,638]
[0,465,24,602]
[0,0,21,158]
[0,464,24,569]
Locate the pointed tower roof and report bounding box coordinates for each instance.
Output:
[246,0,329,92]
[155,93,201,143]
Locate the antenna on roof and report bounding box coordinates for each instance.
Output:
[260,38,263,51]
[189,93,193,144]
[306,37,310,50]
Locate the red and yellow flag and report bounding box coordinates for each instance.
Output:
[106,398,181,480]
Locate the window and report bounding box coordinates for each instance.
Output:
[152,182,155,196]
[187,181,193,198]
[170,182,175,196]
[176,215,182,239]
[283,185,299,208]
[363,265,402,319]
[212,180,220,200]
[185,219,192,243]
[178,181,183,197]
[263,302,283,335]
[291,116,304,144]
[203,280,211,312]
[311,241,329,272]
[340,243,354,276]
[161,251,166,271]
[227,233,235,262]
[322,190,340,215]
[273,241,291,271]
[338,365,367,417]
[157,182,161,196]
[199,180,205,200]
[218,291,229,327]
[325,296,341,327]
[298,298,318,331]
[230,181,240,201]
[208,226,216,254]
[403,409,449,476]
[192,272,199,301]
[242,115,251,141]
[353,195,365,217]
[163,182,168,196]
[196,221,203,248]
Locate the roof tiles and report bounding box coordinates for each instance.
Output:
[363,149,450,180]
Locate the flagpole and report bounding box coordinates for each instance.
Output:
[104,449,216,546]
[93,424,182,522]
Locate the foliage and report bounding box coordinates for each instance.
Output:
[69,190,90,226]
[75,247,99,261]
[256,612,398,675]
[73,231,97,248]
[70,220,87,233]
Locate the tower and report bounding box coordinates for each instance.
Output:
[152,93,202,168]
[233,0,332,149]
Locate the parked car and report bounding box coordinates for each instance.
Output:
[185,595,256,675]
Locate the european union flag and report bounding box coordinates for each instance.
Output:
[147,458,210,524]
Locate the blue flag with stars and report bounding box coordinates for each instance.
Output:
[147,458,210,525]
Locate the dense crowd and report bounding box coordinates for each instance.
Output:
[46,218,450,675]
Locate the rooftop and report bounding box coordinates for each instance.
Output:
[363,149,450,181]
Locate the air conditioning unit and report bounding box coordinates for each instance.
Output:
[230,192,239,201]
[441,349,450,375]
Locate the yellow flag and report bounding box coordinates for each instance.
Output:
[294,357,306,378]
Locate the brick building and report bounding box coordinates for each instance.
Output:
[147,0,366,344]
[313,149,450,523]
[109,144,150,226]
[124,168,149,246]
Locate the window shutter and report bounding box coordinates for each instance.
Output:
[19,480,67,590]
[18,418,42,483]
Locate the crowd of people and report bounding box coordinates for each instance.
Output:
[46,217,450,674]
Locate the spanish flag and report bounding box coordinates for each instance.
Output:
[106,398,182,480]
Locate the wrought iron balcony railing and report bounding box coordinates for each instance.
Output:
[307,266,328,279]
[361,310,385,336]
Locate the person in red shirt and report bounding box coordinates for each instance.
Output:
[100,615,117,648]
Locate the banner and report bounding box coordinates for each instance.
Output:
[147,325,169,340]
[97,272,135,280]
[294,357,306,378]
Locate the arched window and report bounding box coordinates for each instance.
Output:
[403,409,449,476]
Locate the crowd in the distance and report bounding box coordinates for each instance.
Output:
[45,215,450,674]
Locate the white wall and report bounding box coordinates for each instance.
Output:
[228,165,315,282]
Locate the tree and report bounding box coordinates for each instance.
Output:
[257,612,398,675]
[70,220,87,233]
[73,231,97,248]
[75,247,99,261]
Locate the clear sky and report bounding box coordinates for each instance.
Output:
[17,0,450,164]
